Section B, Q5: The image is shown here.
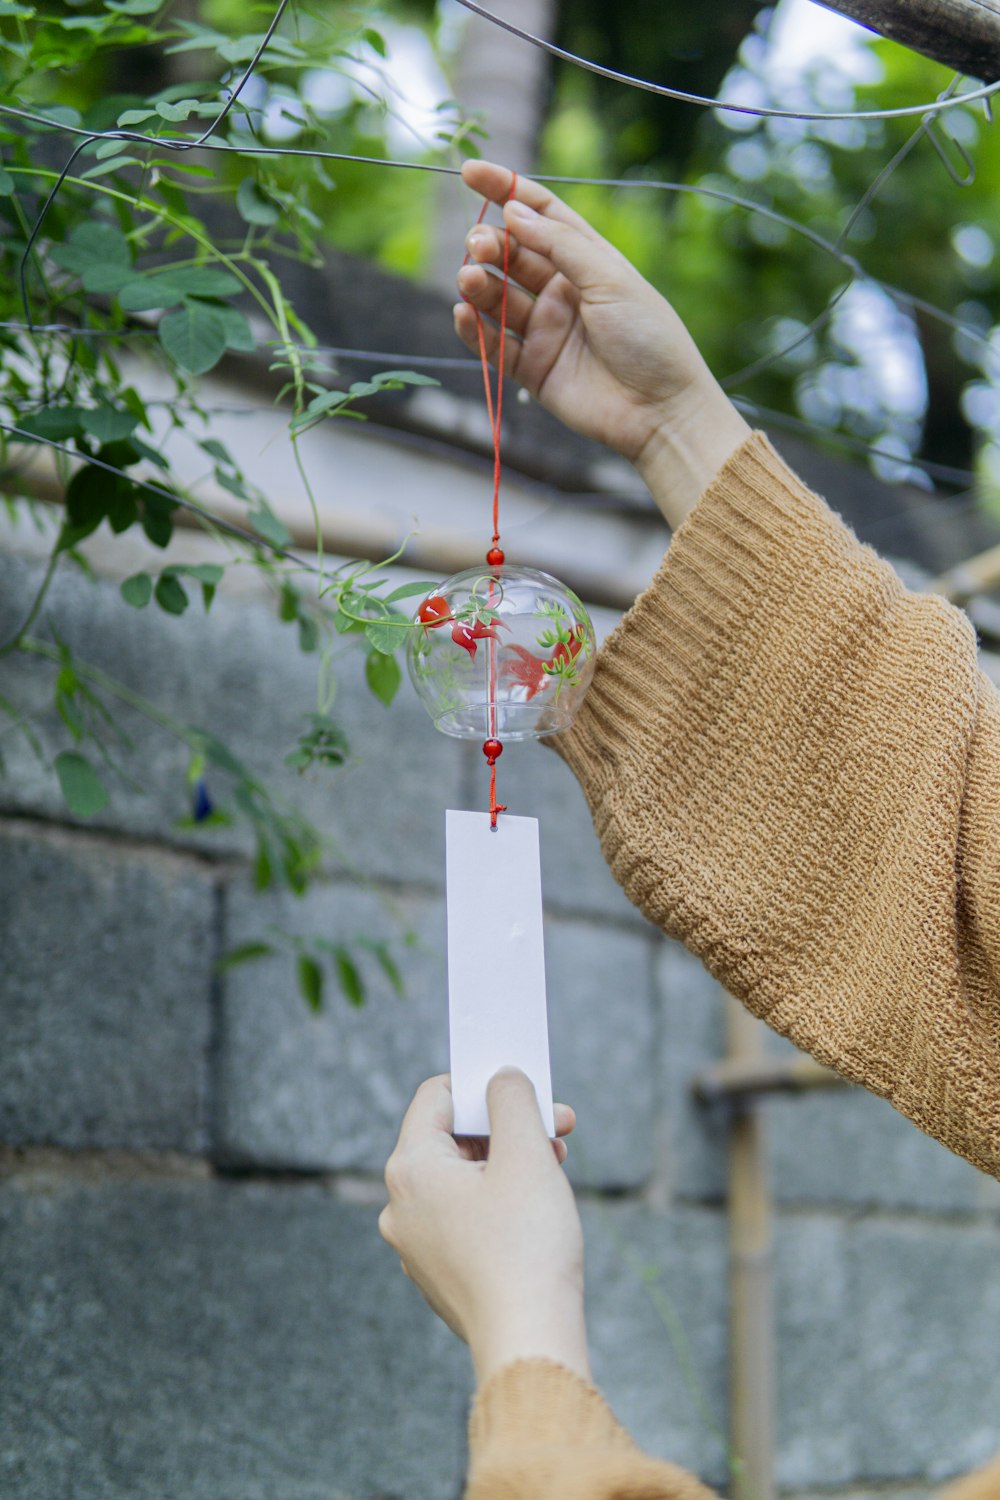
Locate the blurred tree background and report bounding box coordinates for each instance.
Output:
[257,0,999,506]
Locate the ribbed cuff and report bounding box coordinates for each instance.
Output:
[468,1359,634,1455]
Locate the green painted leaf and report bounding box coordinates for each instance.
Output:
[334,947,365,1008]
[365,648,401,706]
[236,177,280,226]
[158,302,228,375]
[154,573,188,615]
[120,572,152,608]
[54,751,108,818]
[297,953,323,1013]
[214,940,274,971]
[81,406,139,443]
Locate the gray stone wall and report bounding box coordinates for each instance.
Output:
[2,544,999,1500]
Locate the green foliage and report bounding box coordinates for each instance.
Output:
[0,0,454,1010]
[541,13,1000,491]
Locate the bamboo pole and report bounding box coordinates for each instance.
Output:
[726,997,776,1500]
[812,0,1000,81]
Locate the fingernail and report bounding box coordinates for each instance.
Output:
[505,200,536,220]
[465,228,489,252]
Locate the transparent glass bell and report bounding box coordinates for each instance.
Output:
[407,564,596,740]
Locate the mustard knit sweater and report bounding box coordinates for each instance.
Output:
[465,433,1000,1499]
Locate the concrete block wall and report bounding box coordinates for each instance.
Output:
[2,546,999,1499]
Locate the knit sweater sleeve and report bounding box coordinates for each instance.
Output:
[550,432,1000,1178]
[465,1360,719,1500]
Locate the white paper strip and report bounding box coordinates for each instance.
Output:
[446,809,555,1137]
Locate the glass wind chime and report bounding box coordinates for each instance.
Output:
[404,176,596,1137]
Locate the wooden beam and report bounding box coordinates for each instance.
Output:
[812,0,1000,81]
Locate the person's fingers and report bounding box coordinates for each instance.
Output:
[394,1074,456,1152]
[553,1102,576,1139]
[503,198,624,296]
[453,302,524,380]
[461,159,603,243]
[465,224,559,298]
[456,262,535,338]
[485,1067,553,1171]
[552,1138,568,1166]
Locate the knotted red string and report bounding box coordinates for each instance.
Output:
[463,172,517,829]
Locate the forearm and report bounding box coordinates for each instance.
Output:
[552,432,1000,1178]
[634,376,751,532]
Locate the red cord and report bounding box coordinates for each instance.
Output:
[462,173,517,828]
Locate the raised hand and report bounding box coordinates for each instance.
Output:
[379,1071,589,1386]
[454,160,750,528]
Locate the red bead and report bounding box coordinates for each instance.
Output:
[482,738,503,763]
[486,547,505,567]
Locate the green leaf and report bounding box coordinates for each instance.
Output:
[65,463,110,528]
[116,107,157,126]
[365,648,401,706]
[215,304,255,352]
[362,26,386,55]
[373,369,441,387]
[0,167,14,195]
[120,572,152,608]
[199,438,231,464]
[81,406,139,443]
[334,947,365,1008]
[297,953,324,1013]
[371,942,404,998]
[17,405,85,440]
[50,220,131,274]
[81,155,139,180]
[298,615,318,653]
[106,0,164,13]
[158,301,228,375]
[381,580,440,604]
[54,751,109,817]
[248,507,290,547]
[155,97,199,122]
[215,470,250,500]
[81,262,138,294]
[119,276,187,311]
[140,495,176,548]
[154,573,188,615]
[167,563,224,586]
[364,618,405,655]
[214,940,274,972]
[236,176,280,226]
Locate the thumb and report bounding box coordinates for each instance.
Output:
[486,1068,552,1172]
